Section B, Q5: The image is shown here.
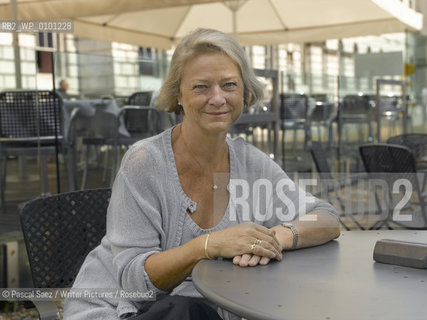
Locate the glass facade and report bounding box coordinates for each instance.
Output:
[0,0,426,209]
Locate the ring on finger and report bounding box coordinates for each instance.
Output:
[251,239,261,251]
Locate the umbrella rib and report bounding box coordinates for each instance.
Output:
[100,14,121,27]
[74,18,172,40]
[269,0,288,30]
[174,6,193,41]
[234,17,399,35]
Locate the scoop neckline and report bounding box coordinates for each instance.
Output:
[164,126,235,231]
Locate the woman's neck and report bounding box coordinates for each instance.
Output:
[173,123,229,171]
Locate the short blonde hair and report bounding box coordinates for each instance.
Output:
[156,28,264,114]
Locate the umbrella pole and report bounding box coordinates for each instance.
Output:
[232,7,237,38]
[11,0,22,88]
[225,0,246,39]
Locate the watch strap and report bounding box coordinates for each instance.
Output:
[282,222,298,250]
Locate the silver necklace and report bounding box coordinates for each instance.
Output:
[179,125,226,191]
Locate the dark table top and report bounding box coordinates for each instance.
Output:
[192,230,427,320]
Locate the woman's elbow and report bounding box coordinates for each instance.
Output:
[329,217,341,240]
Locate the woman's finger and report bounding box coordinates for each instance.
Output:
[233,255,242,265]
[238,254,252,267]
[254,224,280,244]
[253,230,281,252]
[248,254,261,267]
[259,256,271,265]
[251,240,282,261]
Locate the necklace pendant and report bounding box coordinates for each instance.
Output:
[212,184,218,190]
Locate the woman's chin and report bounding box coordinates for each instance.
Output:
[203,122,232,134]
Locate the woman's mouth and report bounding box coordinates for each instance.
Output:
[206,111,228,117]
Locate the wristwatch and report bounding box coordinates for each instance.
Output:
[282,222,298,250]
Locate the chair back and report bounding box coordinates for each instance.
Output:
[340,95,372,117]
[359,143,418,174]
[359,143,427,228]
[310,101,336,123]
[127,91,153,106]
[66,99,124,144]
[119,106,161,139]
[20,188,111,288]
[310,141,334,180]
[0,90,63,142]
[376,95,400,113]
[279,93,308,121]
[386,134,427,159]
[359,144,421,198]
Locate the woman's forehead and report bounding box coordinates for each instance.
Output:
[181,52,241,78]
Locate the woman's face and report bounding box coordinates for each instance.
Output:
[178,52,244,134]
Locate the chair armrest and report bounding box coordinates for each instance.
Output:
[31,299,60,320]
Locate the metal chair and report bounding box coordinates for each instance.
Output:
[309,100,336,149]
[279,93,312,160]
[127,91,153,106]
[112,106,161,180]
[367,95,405,138]
[20,188,111,319]
[65,98,125,190]
[359,143,427,229]
[228,104,265,145]
[310,141,365,230]
[386,134,427,161]
[386,133,427,190]
[337,94,374,156]
[0,90,63,208]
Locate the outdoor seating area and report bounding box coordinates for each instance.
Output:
[1,0,427,320]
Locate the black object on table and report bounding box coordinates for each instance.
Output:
[373,239,427,269]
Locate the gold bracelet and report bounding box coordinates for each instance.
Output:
[204,233,213,260]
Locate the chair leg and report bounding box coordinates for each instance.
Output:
[327,124,334,150]
[281,128,285,167]
[40,155,50,196]
[111,145,119,186]
[304,126,311,150]
[335,194,365,230]
[102,147,110,183]
[67,146,77,191]
[292,129,297,152]
[367,121,373,142]
[337,215,350,231]
[337,121,343,157]
[1,157,7,210]
[80,145,90,190]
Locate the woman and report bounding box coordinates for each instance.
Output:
[65,28,340,320]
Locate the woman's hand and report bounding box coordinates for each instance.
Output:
[208,222,282,261]
[233,254,271,267]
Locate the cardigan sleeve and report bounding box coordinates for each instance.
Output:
[106,145,169,296]
[233,142,338,228]
[265,157,339,228]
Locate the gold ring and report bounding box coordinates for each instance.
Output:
[251,239,261,251]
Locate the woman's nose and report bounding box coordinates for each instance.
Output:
[209,86,226,106]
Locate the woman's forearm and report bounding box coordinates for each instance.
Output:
[272,211,340,251]
[144,235,206,292]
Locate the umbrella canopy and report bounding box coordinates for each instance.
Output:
[0,0,422,49]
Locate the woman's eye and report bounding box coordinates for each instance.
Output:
[193,84,207,90]
[224,82,237,88]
